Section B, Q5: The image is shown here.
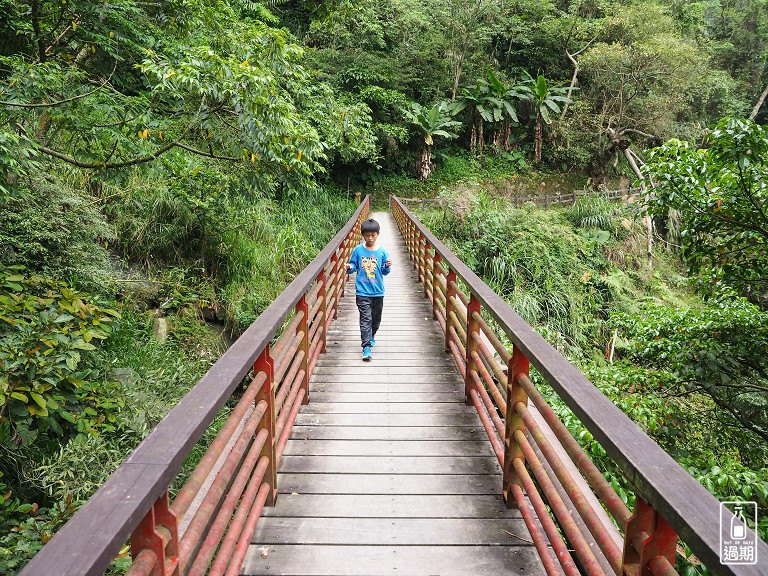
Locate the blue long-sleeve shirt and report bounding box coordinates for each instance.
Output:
[347,244,391,296]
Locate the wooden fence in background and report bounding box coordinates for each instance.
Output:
[399,187,643,209]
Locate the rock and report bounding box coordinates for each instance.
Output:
[153,317,168,344]
[108,368,139,387]
[201,305,219,322]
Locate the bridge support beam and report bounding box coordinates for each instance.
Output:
[622,497,677,576]
[131,492,180,576]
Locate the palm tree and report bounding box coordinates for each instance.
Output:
[523,73,572,163]
[457,83,493,155]
[403,101,462,180]
[485,71,527,152]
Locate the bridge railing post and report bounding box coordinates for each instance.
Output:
[464,294,481,406]
[130,491,180,576]
[295,295,310,405]
[445,269,457,352]
[503,347,530,508]
[432,253,442,319]
[622,496,677,576]
[418,233,427,288]
[409,222,417,268]
[254,346,278,506]
[422,238,430,298]
[330,247,342,317]
[317,270,328,354]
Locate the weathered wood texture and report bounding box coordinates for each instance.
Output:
[242,212,544,576]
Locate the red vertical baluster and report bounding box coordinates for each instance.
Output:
[336,239,346,308]
[330,248,340,318]
[410,222,417,268]
[465,294,481,406]
[445,269,456,351]
[295,295,309,405]
[503,347,530,507]
[254,346,278,505]
[432,253,442,320]
[317,270,327,353]
[420,236,428,296]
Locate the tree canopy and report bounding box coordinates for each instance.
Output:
[643,118,768,303]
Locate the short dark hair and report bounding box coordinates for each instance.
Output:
[361,219,380,234]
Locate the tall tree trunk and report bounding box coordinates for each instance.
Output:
[478,122,484,156]
[751,82,768,120]
[561,50,579,120]
[534,115,543,163]
[622,146,653,268]
[31,0,46,63]
[451,53,465,100]
[561,38,594,120]
[417,146,432,180]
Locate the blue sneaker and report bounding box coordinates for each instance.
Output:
[370,339,376,347]
[362,346,372,361]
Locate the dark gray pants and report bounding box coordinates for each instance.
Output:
[356,295,383,348]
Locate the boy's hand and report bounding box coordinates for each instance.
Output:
[345,262,353,271]
[385,258,392,268]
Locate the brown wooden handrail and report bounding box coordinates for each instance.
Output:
[20,196,370,576]
[391,195,768,576]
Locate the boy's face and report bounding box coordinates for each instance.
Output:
[363,231,378,247]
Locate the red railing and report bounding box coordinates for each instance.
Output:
[20,197,370,576]
[391,195,768,576]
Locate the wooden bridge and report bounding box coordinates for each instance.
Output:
[21,197,768,576]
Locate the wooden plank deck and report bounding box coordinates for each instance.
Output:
[242,212,545,576]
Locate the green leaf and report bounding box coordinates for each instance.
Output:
[29,392,46,408]
[72,340,97,351]
[59,411,76,423]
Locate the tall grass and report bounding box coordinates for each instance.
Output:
[566,193,618,230]
[419,189,691,358]
[221,189,356,329]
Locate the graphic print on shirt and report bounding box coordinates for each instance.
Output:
[361,255,378,279]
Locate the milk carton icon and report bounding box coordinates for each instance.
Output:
[720,500,758,565]
[731,505,747,540]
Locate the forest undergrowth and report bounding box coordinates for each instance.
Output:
[0,180,355,573]
[415,186,768,572]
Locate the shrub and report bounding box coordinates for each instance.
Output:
[0,175,113,288]
[0,266,121,450]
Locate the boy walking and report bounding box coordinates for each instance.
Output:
[346,218,392,361]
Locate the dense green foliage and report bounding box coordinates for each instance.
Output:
[0,267,120,447]
[643,118,768,302]
[275,0,767,180]
[614,299,768,456]
[416,187,768,568]
[1,0,767,571]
